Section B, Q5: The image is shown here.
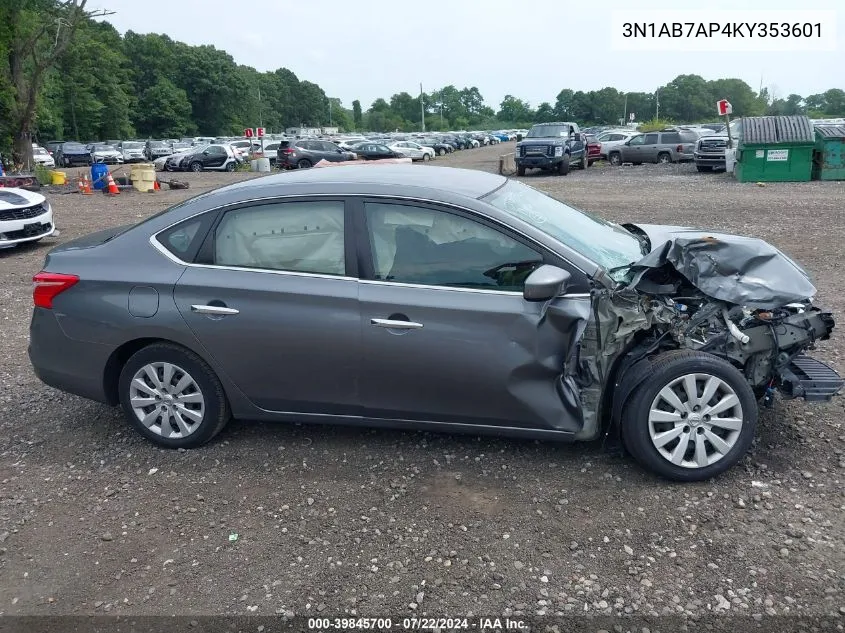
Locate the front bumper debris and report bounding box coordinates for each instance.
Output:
[780,355,844,401]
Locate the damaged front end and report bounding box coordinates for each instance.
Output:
[579,224,842,440]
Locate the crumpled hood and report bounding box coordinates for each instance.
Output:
[625,223,817,309]
[0,188,45,210]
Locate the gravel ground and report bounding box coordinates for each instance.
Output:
[1,149,844,627]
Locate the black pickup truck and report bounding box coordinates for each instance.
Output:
[515,122,588,176]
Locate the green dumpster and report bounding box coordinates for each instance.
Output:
[734,116,815,183]
[813,125,845,181]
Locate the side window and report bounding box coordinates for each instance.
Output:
[662,132,681,144]
[157,217,205,260]
[628,135,645,146]
[643,133,659,145]
[365,202,543,291]
[214,201,345,276]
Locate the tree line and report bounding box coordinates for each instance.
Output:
[2,2,844,164]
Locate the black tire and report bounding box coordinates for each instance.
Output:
[438,148,446,156]
[422,153,431,162]
[118,342,231,449]
[297,159,312,169]
[609,152,622,166]
[225,161,235,172]
[557,154,570,176]
[579,153,588,169]
[189,162,203,172]
[621,350,757,482]
[517,165,526,177]
[657,152,671,164]
[696,165,712,172]
[588,160,595,167]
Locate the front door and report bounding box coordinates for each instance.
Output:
[173,198,360,414]
[202,145,228,168]
[356,200,588,433]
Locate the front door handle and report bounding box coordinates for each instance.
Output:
[191,304,239,316]
[371,318,423,330]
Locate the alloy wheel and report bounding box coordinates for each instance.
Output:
[129,362,206,439]
[647,373,744,469]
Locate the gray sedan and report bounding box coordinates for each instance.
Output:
[28,165,840,481]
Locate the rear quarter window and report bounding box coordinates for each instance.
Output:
[661,132,681,144]
[155,217,209,261]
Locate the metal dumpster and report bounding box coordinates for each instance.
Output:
[813,125,845,181]
[734,116,815,183]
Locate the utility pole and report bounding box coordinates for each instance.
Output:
[655,89,660,120]
[622,93,627,126]
[440,91,443,127]
[329,99,333,126]
[420,83,425,133]
[258,85,264,154]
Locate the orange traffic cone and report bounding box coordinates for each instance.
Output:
[153,179,160,191]
[82,174,93,194]
[105,171,120,196]
[77,177,85,194]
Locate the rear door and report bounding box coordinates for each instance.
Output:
[172,198,361,414]
[641,133,660,162]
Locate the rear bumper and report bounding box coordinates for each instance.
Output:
[28,307,114,404]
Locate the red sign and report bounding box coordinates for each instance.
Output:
[717,99,733,116]
[244,128,254,138]
[256,127,265,138]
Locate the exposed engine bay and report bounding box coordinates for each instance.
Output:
[570,223,842,440]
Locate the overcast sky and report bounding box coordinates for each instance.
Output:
[92,0,842,110]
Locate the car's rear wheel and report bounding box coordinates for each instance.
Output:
[438,148,446,156]
[609,152,622,166]
[558,155,570,175]
[118,343,230,449]
[621,350,757,481]
[657,152,671,164]
[297,159,312,169]
[225,161,235,172]
[189,162,203,172]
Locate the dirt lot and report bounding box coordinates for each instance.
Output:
[1,147,844,627]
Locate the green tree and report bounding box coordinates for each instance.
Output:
[497,95,533,124]
[657,74,712,122]
[352,99,362,129]
[134,77,193,137]
[1,0,99,165]
[534,102,555,123]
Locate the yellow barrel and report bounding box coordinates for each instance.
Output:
[130,163,156,192]
[50,170,67,185]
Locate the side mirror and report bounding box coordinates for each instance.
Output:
[337,148,344,153]
[523,265,571,302]
[202,150,210,155]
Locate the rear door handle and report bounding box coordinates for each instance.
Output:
[371,318,423,330]
[191,304,239,316]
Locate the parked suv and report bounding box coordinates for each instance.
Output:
[144,140,172,161]
[277,139,354,169]
[607,129,699,165]
[515,122,588,176]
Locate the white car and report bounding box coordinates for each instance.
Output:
[32,145,55,168]
[88,143,123,164]
[154,147,193,171]
[595,130,639,157]
[0,188,55,250]
[118,141,146,163]
[388,141,435,161]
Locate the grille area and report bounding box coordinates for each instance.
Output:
[0,204,47,222]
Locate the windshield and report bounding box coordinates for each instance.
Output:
[123,142,143,149]
[483,181,644,280]
[527,125,571,138]
[93,144,115,151]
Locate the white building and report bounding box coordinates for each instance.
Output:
[285,126,322,137]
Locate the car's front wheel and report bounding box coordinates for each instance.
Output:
[118,343,230,449]
[189,162,203,172]
[422,153,431,162]
[621,350,757,481]
[557,154,570,175]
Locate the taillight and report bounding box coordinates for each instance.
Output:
[33,272,79,309]
[282,148,295,154]
[677,144,684,152]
